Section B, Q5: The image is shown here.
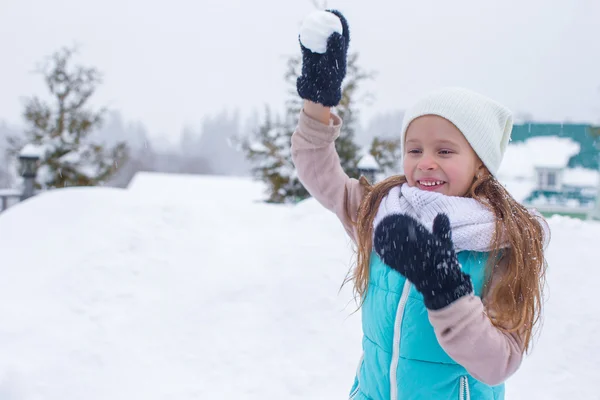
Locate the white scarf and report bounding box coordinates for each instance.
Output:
[373,184,507,252]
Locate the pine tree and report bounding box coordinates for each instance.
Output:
[238,52,374,203]
[7,46,128,189]
[334,52,374,178]
[369,136,402,175]
[237,106,308,203]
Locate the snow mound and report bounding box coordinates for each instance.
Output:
[0,176,597,399]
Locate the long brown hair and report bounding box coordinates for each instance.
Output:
[344,172,548,353]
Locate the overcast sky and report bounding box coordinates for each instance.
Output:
[1,0,599,143]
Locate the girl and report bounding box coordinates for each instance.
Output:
[292,10,549,400]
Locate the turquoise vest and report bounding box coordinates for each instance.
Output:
[348,251,505,400]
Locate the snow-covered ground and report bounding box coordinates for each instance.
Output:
[0,173,598,399]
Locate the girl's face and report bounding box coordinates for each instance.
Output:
[403,115,482,197]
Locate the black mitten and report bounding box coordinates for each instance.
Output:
[373,213,473,310]
[296,9,350,107]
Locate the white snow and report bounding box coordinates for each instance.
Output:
[127,172,268,205]
[0,172,598,399]
[59,151,81,164]
[562,167,599,187]
[299,10,343,54]
[357,154,379,170]
[249,141,269,153]
[18,144,44,159]
[58,147,105,180]
[496,136,598,204]
[0,189,21,196]
[498,137,580,179]
[499,178,537,203]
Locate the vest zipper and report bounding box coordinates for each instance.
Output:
[349,354,364,399]
[389,280,411,400]
[349,384,360,400]
[459,376,471,400]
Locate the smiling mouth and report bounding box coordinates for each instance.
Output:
[417,180,446,188]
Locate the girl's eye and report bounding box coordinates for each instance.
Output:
[407,149,421,154]
[439,149,453,155]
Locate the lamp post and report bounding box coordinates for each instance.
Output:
[358,153,381,184]
[19,144,42,201]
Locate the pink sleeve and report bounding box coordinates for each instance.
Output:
[427,259,525,386]
[290,109,365,243]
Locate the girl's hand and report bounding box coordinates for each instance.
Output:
[296,10,350,107]
[373,213,474,310]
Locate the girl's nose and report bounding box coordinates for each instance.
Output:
[417,155,438,171]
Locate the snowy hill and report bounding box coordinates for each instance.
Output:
[0,173,598,399]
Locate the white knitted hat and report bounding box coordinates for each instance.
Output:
[400,87,513,176]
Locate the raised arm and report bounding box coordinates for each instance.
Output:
[291,102,365,242]
[291,10,366,242]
